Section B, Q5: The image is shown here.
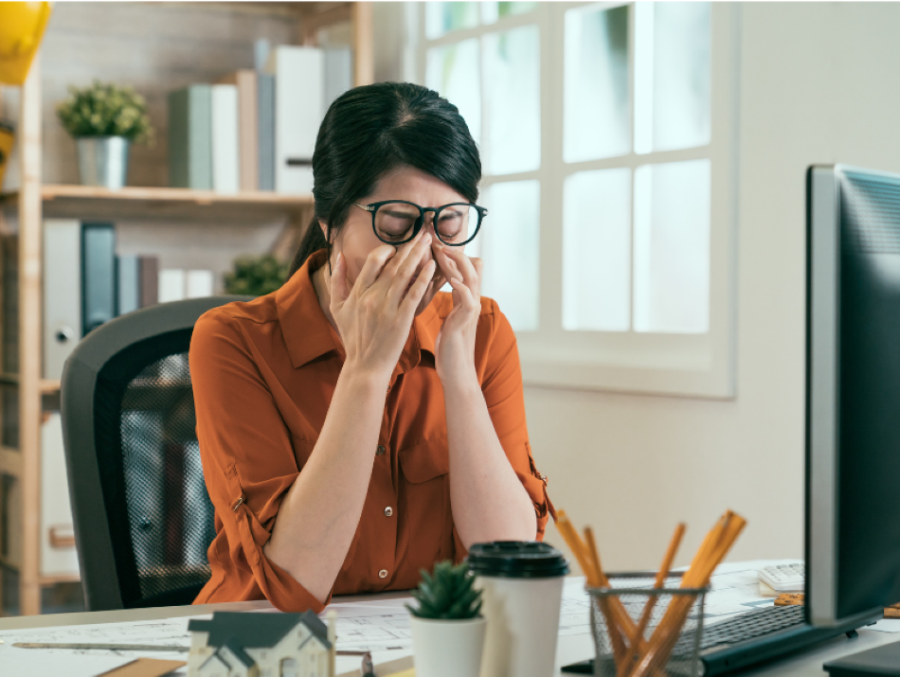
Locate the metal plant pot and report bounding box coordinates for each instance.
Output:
[76,136,130,189]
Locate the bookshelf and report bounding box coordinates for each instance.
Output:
[0,1,373,616]
[1,185,314,222]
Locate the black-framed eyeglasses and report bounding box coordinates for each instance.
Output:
[354,200,487,246]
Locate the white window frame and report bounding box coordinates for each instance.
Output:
[415,2,740,399]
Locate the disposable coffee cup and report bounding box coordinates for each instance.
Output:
[468,541,570,677]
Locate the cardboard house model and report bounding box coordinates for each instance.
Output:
[187,610,336,677]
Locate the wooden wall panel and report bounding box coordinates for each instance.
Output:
[39,3,299,187]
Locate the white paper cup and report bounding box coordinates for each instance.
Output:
[468,541,570,677]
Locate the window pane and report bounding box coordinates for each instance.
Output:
[480,180,540,331]
[563,169,631,331]
[481,2,538,25]
[426,2,480,40]
[633,160,710,333]
[426,39,482,145]
[484,25,540,175]
[564,5,630,163]
[634,2,711,154]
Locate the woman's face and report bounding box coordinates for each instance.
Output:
[322,165,470,315]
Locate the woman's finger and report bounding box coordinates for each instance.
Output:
[447,275,478,310]
[389,233,433,301]
[432,241,462,285]
[400,259,437,315]
[355,244,397,291]
[379,228,429,280]
[440,246,481,295]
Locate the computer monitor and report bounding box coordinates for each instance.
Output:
[806,164,900,630]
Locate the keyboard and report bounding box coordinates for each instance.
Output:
[696,604,804,651]
[758,563,805,592]
[562,604,849,675]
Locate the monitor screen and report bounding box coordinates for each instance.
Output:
[806,164,900,628]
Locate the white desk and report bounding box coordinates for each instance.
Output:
[0,584,897,676]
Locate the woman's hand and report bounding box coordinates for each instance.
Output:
[331,231,436,382]
[432,241,483,389]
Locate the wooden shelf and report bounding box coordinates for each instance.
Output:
[0,185,314,223]
[39,380,60,395]
[0,446,21,478]
[0,374,60,395]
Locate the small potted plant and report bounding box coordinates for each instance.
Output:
[407,561,486,677]
[56,80,153,189]
[223,255,289,297]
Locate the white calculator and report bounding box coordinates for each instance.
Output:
[757,563,805,592]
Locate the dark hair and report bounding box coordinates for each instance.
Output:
[288,82,482,276]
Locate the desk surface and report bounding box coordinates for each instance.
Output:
[0,589,898,676]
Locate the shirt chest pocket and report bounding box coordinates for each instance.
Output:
[399,438,449,484]
[398,437,452,567]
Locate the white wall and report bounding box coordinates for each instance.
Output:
[377,2,900,570]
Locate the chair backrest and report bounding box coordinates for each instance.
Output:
[61,296,249,611]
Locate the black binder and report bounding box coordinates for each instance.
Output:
[81,223,117,335]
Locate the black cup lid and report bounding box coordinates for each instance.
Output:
[467,541,570,579]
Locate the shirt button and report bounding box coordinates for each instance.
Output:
[378,569,389,579]
[384,506,393,517]
[376,445,386,456]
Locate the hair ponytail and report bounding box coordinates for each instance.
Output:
[289,216,328,277]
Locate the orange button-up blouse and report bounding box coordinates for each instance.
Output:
[190,249,552,613]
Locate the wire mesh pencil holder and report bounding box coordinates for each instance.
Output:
[588,573,708,677]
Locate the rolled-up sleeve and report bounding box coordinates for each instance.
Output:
[480,300,554,539]
[190,310,326,612]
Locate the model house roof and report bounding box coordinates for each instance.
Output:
[188,610,332,651]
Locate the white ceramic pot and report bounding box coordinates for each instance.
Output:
[409,615,487,677]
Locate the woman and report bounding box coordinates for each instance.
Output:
[191,82,552,613]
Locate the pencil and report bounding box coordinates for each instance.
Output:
[616,523,685,677]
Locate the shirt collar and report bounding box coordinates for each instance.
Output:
[276,249,440,372]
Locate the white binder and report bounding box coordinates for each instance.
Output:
[40,413,79,577]
[265,46,324,195]
[43,219,82,380]
[211,84,240,194]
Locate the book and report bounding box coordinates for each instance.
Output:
[139,256,159,307]
[264,46,324,195]
[81,223,117,335]
[117,254,140,316]
[158,269,185,304]
[2,235,18,375]
[168,86,212,190]
[1,236,18,449]
[216,70,258,192]
[210,84,240,194]
[43,220,82,379]
[324,47,352,113]
[185,270,214,298]
[257,73,276,192]
[0,473,21,566]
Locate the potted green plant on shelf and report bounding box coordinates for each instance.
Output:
[407,561,486,677]
[56,80,153,190]
[223,255,289,297]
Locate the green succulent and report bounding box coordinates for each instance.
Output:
[56,80,153,144]
[223,254,289,297]
[407,561,483,620]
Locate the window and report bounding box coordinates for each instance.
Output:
[417,2,739,397]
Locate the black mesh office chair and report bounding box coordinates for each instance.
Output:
[61,296,250,611]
